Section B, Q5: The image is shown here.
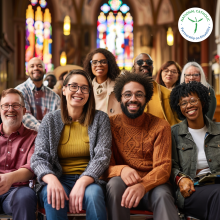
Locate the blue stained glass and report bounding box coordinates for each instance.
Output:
[97,1,133,70]
[101,3,110,13]
[120,4,129,14]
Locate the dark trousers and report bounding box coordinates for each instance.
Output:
[106,177,179,220]
[0,186,37,220]
[184,184,220,220]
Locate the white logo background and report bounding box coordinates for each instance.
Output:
[178,7,213,42]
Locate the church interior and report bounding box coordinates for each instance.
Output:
[1,0,220,119]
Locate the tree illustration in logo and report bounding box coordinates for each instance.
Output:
[188,17,203,34]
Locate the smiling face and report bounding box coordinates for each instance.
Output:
[27,57,45,82]
[134,54,153,76]
[63,74,90,112]
[91,53,108,82]
[179,93,203,123]
[184,66,201,83]
[0,93,26,131]
[121,81,146,119]
[161,64,179,87]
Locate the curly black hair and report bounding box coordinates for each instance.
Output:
[114,70,154,103]
[170,81,211,120]
[83,48,120,81]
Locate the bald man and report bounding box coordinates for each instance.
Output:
[133,53,180,126]
[15,57,60,131]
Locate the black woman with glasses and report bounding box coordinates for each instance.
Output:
[133,53,180,126]
[31,69,112,220]
[180,61,216,120]
[83,48,121,116]
[155,61,182,90]
[170,81,220,220]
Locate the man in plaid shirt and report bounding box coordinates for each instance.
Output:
[15,58,60,131]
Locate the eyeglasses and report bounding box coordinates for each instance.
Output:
[1,104,24,111]
[163,69,178,75]
[121,92,146,100]
[184,73,200,79]
[90,59,108,66]
[136,59,153,66]
[66,83,90,94]
[178,97,200,108]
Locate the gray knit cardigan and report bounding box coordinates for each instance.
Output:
[30,109,112,189]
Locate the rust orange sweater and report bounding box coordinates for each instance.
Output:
[107,112,172,193]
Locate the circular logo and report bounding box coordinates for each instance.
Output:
[178,7,213,42]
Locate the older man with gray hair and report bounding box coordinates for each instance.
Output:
[15,57,60,131]
[0,88,37,220]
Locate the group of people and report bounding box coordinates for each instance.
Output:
[0,48,219,220]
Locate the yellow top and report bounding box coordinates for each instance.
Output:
[144,81,181,126]
[58,121,90,175]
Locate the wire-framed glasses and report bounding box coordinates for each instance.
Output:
[1,104,24,111]
[121,92,146,100]
[178,97,200,108]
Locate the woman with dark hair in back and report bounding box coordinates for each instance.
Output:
[83,48,121,116]
[156,61,182,90]
[31,69,112,220]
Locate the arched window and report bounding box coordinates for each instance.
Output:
[97,0,133,70]
[25,0,53,72]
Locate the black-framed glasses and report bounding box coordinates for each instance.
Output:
[121,92,146,100]
[178,97,200,108]
[1,104,24,111]
[184,73,200,79]
[66,83,90,94]
[136,59,153,66]
[163,69,178,74]
[90,59,108,66]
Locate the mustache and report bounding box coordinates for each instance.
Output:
[126,101,140,105]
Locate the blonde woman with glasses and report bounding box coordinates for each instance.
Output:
[180,61,216,120]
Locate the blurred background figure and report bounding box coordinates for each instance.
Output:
[53,65,83,96]
[83,48,121,116]
[180,61,217,120]
[156,61,182,90]
[43,72,57,89]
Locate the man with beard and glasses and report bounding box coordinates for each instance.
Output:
[105,71,179,220]
[0,89,37,220]
[15,57,60,131]
[133,53,180,126]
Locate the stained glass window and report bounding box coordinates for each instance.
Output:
[97,0,133,70]
[25,0,53,73]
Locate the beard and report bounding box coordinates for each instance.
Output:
[29,71,44,82]
[121,102,146,119]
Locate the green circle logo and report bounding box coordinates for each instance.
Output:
[178,7,213,42]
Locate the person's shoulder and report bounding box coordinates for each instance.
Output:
[93,110,110,123]
[153,81,171,97]
[44,86,60,99]
[146,113,170,127]
[109,113,122,124]
[43,109,61,122]
[15,79,29,91]
[22,124,38,137]
[171,121,183,132]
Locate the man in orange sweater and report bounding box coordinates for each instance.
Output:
[106,71,179,220]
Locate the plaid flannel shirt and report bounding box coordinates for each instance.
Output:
[15,78,60,131]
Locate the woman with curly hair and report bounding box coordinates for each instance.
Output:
[83,48,121,116]
[155,61,182,90]
[170,81,220,220]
